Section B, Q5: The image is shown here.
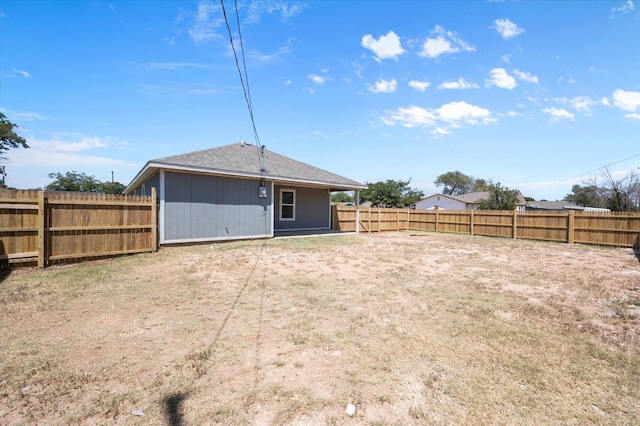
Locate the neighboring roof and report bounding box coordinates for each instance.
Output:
[416,191,527,206]
[527,200,580,210]
[526,200,610,212]
[125,142,367,193]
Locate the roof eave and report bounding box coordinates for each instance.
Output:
[125,162,367,193]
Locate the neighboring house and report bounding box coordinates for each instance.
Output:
[335,201,372,208]
[526,200,610,213]
[125,142,366,244]
[413,191,528,211]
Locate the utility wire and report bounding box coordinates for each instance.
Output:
[527,152,640,194]
[234,0,256,142]
[220,0,261,149]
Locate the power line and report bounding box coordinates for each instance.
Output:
[220,0,261,149]
[527,152,640,194]
[564,152,640,181]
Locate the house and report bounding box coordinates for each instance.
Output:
[413,191,528,211]
[124,142,367,244]
[525,200,610,213]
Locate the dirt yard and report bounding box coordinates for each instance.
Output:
[1,231,639,425]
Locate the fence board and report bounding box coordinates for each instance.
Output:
[331,205,640,248]
[0,188,158,268]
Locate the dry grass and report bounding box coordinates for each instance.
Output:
[1,231,639,425]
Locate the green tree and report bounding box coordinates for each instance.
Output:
[359,179,424,208]
[99,181,127,195]
[477,182,520,210]
[433,171,474,195]
[0,113,29,161]
[46,171,101,192]
[472,178,490,192]
[46,171,126,194]
[331,191,353,203]
[1,113,30,186]
[564,184,603,207]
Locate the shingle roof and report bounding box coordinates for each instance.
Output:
[417,191,527,206]
[526,200,580,210]
[454,191,491,203]
[126,142,366,192]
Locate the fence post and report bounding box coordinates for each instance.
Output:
[470,210,474,236]
[407,208,410,230]
[435,209,439,233]
[513,211,518,239]
[567,210,575,244]
[37,191,46,268]
[151,187,158,251]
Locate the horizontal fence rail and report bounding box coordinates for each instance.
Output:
[332,206,640,249]
[0,188,158,268]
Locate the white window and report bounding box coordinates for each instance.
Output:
[280,189,295,221]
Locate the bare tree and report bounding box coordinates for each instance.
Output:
[585,168,640,212]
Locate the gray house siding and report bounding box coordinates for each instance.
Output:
[274,184,329,230]
[164,171,272,242]
[130,172,160,196]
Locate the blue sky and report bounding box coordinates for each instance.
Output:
[1,0,639,200]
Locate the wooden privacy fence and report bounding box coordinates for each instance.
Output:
[332,206,640,248]
[0,188,157,269]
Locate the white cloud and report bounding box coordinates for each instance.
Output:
[601,97,612,107]
[308,73,326,85]
[611,0,635,16]
[555,96,595,113]
[147,62,211,71]
[5,134,138,189]
[503,110,523,117]
[380,101,494,135]
[543,107,575,121]
[431,127,450,137]
[493,18,525,39]
[612,89,640,111]
[245,1,307,23]
[625,113,640,121]
[437,78,479,90]
[571,97,594,113]
[418,25,475,59]
[361,31,405,61]
[502,54,511,64]
[486,68,517,89]
[188,1,223,43]
[408,80,431,91]
[254,44,292,63]
[10,112,47,121]
[381,106,436,128]
[436,101,494,124]
[513,69,538,84]
[12,67,30,78]
[369,78,398,93]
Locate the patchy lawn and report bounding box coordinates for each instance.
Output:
[1,231,639,425]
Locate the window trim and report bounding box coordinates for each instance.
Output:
[279,188,296,221]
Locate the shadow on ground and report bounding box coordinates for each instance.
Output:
[161,242,268,425]
[164,392,188,426]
